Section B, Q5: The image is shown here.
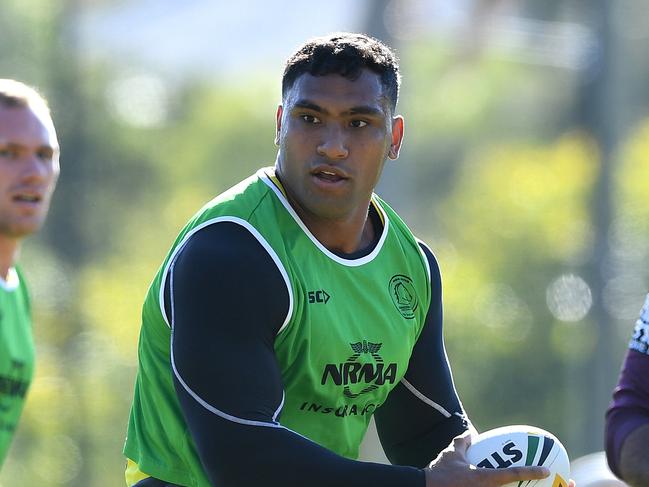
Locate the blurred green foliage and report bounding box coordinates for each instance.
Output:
[1,1,649,485]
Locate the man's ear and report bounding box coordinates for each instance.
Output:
[274,105,283,146]
[388,115,404,160]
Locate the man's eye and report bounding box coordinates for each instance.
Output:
[301,114,320,124]
[350,120,368,128]
[37,149,53,161]
[0,148,17,159]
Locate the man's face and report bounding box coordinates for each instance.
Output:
[275,69,403,223]
[0,104,60,240]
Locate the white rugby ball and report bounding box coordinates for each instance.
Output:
[466,425,570,487]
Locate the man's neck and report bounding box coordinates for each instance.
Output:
[292,202,376,255]
[272,168,379,255]
[304,216,376,254]
[0,235,20,281]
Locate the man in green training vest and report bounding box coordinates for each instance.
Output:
[124,33,553,487]
[0,79,60,468]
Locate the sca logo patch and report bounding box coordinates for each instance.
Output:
[388,274,418,319]
[308,290,330,304]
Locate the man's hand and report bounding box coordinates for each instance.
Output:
[424,431,551,487]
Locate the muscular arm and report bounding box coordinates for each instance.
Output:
[374,242,469,468]
[606,351,649,485]
[168,222,425,487]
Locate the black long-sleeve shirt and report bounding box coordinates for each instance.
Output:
[156,216,468,487]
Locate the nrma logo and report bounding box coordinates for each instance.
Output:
[321,341,397,398]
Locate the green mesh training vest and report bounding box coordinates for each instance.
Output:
[0,267,34,467]
[124,168,431,486]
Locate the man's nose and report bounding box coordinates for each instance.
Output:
[22,154,52,183]
[316,125,349,160]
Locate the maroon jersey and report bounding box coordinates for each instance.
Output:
[605,294,649,476]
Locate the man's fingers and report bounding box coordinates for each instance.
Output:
[452,430,472,450]
[484,466,550,482]
[446,430,472,463]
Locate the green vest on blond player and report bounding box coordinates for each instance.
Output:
[124,167,432,486]
[0,267,34,467]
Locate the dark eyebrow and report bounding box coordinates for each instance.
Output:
[293,100,328,115]
[292,100,384,118]
[37,144,56,153]
[344,105,384,117]
[0,142,58,154]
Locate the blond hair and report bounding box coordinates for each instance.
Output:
[0,79,52,115]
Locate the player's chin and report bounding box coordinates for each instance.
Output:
[8,217,47,238]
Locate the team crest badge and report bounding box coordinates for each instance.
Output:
[388,274,418,319]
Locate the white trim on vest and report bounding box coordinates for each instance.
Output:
[158,216,294,335]
[259,169,390,267]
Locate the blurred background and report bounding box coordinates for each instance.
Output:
[1,0,648,485]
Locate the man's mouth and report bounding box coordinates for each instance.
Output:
[13,194,42,203]
[312,166,349,184]
[315,170,344,183]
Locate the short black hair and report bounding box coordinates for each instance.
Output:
[282,32,401,111]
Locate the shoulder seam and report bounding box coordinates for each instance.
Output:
[415,238,433,283]
[159,216,294,333]
[244,184,275,222]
